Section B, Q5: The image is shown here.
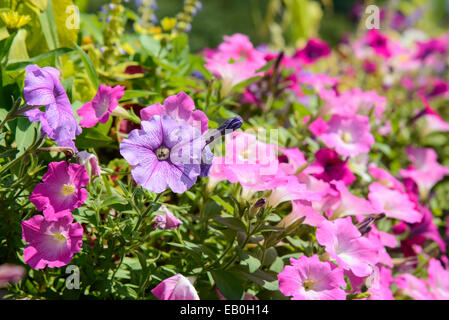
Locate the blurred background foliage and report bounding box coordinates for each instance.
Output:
[75,0,449,52]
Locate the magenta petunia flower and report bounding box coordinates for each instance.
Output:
[153,205,182,230]
[278,255,346,300]
[23,64,81,151]
[368,182,422,224]
[310,148,355,185]
[317,115,374,157]
[152,274,200,300]
[30,161,89,217]
[22,211,83,269]
[140,92,208,134]
[0,264,26,288]
[400,146,449,198]
[427,258,449,300]
[120,115,207,194]
[365,30,392,58]
[77,84,125,128]
[294,38,331,65]
[316,217,379,277]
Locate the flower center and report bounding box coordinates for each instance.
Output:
[341,131,353,143]
[155,146,170,161]
[53,232,66,242]
[303,279,316,291]
[61,184,75,196]
[241,149,250,160]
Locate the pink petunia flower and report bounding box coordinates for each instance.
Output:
[328,181,380,219]
[30,161,89,217]
[278,200,325,228]
[152,274,200,300]
[368,182,422,223]
[418,96,449,135]
[316,217,379,277]
[204,34,266,96]
[427,258,449,300]
[22,211,83,269]
[400,146,449,199]
[0,264,26,288]
[77,84,125,128]
[153,205,182,230]
[278,255,346,300]
[140,92,209,134]
[366,266,394,300]
[317,115,374,157]
[369,165,405,193]
[394,274,434,300]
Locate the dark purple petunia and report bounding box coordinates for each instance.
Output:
[294,38,331,65]
[310,148,355,185]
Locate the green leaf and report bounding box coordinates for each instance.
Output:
[75,125,114,149]
[262,279,279,291]
[211,270,244,300]
[237,249,261,273]
[39,0,59,50]
[213,216,246,232]
[6,47,73,70]
[211,195,234,214]
[74,43,99,89]
[102,195,128,207]
[120,90,156,101]
[15,117,38,156]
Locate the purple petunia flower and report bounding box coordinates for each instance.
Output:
[153,205,182,230]
[23,65,81,151]
[120,114,209,194]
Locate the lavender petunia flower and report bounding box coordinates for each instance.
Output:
[120,114,207,193]
[23,65,81,151]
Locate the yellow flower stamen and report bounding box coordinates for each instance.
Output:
[341,131,353,143]
[303,279,316,291]
[61,184,75,196]
[53,232,66,242]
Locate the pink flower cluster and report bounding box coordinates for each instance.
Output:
[22,161,88,269]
